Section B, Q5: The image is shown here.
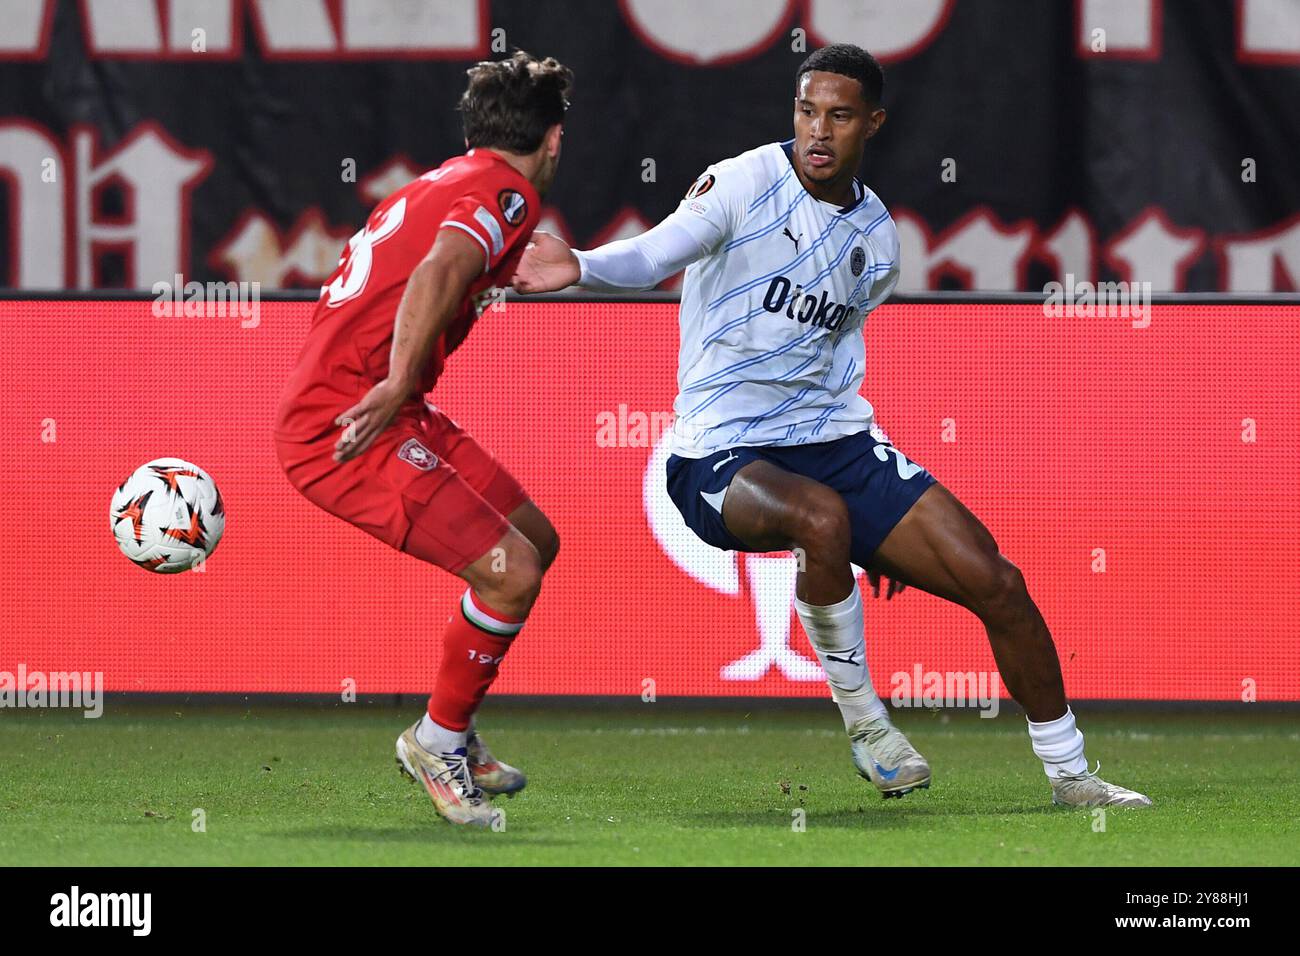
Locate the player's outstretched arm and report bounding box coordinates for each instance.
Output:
[513,210,715,294]
[333,228,483,462]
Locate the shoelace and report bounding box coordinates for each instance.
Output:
[434,751,484,802]
[1054,760,1103,782]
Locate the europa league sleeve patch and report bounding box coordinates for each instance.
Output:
[684,173,716,199]
[498,189,528,226]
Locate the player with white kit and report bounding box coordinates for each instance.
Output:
[514,44,1151,808]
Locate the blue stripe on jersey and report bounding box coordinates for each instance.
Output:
[725,387,815,443]
[710,212,846,312]
[686,379,744,416]
[788,404,845,445]
[723,190,808,254]
[771,344,827,386]
[701,228,873,348]
[688,321,832,417]
[746,166,793,213]
[708,208,890,316]
[811,403,845,436]
[838,357,857,392]
[688,324,823,391]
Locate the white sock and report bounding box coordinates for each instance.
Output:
[794,586,888,732]
[1026,707,1088,778]
[416,713,467,755]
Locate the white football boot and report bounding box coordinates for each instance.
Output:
[1050,763,1153,808]
[395,723,500,828]
[466,724,527,797]
[849,715,932,798]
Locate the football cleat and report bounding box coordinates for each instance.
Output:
[395,723,500,828]
[849,715,932,798]
[1050,763,1153,808]
[467,726,527,797]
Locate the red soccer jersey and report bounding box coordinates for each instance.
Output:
[275,148,540,441]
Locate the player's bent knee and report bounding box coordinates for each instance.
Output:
[464,533,545,615]
[535,524,560,571]
[788,489,851,559]
[968,556,1029,619]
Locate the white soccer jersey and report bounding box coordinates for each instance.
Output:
[669,141,900,458]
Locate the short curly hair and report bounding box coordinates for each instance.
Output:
[795,43,883,107]
[459,50,573,153]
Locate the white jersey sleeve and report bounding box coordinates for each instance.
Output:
[573,158,760,290]
[574,210,714,291]
[864,258,900,312]
[672,159,760,253]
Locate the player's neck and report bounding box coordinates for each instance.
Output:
[792,165,856,209]
[474,146,542,192]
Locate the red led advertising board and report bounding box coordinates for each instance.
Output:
[3,298,1296,699]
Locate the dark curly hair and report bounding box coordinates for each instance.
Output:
[795,43,883,107]
[459,50,573,153]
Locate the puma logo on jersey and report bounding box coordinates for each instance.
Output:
[782,227,803,250]
[761,276,858,332]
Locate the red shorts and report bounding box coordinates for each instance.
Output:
[275,404,528,574]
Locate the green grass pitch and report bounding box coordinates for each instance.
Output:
[1,702,1296,866]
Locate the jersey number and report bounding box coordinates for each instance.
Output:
[324,197,407,308]
[873,443,926,480]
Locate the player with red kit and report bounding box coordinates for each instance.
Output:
[274,52,572,828]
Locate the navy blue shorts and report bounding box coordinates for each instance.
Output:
[665,429,937,568]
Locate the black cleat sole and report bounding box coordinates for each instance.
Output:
[881,779,932,800]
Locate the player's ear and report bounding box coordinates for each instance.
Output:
[863,106,886,142]
[543,123,563,160]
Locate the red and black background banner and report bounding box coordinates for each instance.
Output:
[0,0,1298,292]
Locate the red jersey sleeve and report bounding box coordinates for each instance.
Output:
[439,180,536,275]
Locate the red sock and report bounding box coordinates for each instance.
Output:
[426,589,524,732]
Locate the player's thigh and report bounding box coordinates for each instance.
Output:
[721,459,849,553]
[423,405,529,517]
[278,420,513,576]
[870,481,1007,607]
[419,405,556,567]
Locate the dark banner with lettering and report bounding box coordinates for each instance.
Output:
[1,0,1297,291]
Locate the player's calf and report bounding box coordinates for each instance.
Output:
[413,531,538,761]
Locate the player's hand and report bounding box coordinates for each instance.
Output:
[511,231,580,293]
[333,378,408,463]
[866,569,907,600]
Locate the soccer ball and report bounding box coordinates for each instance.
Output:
[110,458,225,573]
